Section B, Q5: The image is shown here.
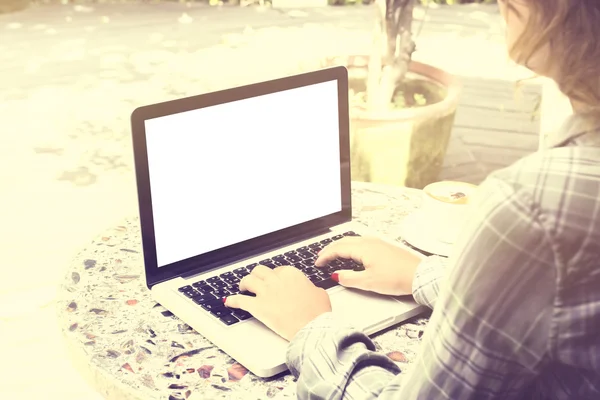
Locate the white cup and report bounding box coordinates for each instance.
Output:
[420,181,478,244]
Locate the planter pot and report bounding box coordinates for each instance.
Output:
[321,55,461,189]
[0,0,29,14]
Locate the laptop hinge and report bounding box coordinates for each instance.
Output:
[180,226,333,280]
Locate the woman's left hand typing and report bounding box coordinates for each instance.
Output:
[223,265,332,341]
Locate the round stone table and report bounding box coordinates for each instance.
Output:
[57,182,432,400]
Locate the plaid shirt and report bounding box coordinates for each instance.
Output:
[286,112,600,399]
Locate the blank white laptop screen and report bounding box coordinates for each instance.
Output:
[144,80,342,267]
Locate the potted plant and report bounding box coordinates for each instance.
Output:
[323,0,461,189]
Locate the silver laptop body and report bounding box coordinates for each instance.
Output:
[131,67,426,377]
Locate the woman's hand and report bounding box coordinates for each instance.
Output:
[316,236,423,296]
[224,265,332,341]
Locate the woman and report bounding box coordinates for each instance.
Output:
[225,0,600,398]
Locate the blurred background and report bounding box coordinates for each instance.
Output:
[0,0,571,398]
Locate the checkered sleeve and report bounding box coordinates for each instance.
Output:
[396,176,557,398]
[286,312,404,399]
[286,176,557,399]
[412,255,450,309]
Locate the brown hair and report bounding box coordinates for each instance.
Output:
[507,0,600,110]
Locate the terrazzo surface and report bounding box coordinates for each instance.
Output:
[58,182,431,400]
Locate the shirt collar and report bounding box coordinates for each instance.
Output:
[545,112,600,149]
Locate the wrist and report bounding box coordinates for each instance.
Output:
[399,251,423,294]
[285,309,332,341]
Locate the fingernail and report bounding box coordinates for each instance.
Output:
[331,272,339,282]
[222,297,227,304]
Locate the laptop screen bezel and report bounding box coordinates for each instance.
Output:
[131,66,351,289]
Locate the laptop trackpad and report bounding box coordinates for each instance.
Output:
[329,288,402,331]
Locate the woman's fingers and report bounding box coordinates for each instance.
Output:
[250,264,275,280]
[333,269,372,290]
[315,237,365,267]
[224,294,258,314]
[239,274,268,296]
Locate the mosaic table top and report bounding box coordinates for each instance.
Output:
[57,181,431,400]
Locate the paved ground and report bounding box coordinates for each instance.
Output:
[0,2,541,399]
[441,75,540,183]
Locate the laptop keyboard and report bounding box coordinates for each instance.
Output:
[177,231,364,326]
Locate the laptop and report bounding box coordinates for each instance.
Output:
[130,66,427,378]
